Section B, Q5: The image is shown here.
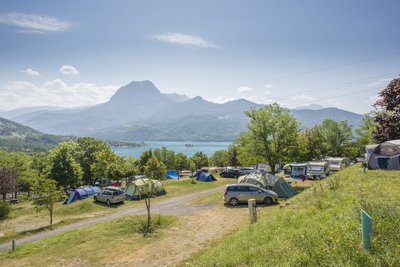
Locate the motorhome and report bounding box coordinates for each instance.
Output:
[327,157,350,171]
[307,161,330,179]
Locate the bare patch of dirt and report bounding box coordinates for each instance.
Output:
[113,205,248,267]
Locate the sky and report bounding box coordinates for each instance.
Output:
[0,0,399,114]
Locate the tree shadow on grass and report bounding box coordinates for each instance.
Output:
[92,200,125,209]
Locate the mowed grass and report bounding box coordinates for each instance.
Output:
[188,165,400,266]
[0,174,235,243]
[0,215,176,266]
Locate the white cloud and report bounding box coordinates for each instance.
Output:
[363,95,379,104]
[237,86,253,93]
[264,90,272,95]
[154,33,218,48]
[0,79,120,110]
[290,94,314,101]
[60,65,79,76]
[21,68,40,76]
[264,84,273,88]
[0,12,71,34]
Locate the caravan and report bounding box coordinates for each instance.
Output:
[307,161,330,179]
[327,157,350,171]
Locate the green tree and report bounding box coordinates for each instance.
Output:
[153,147,175,170]
[138,179,158,234]
[228,146,241,167]
[174,153,189,171]
[236,103,300,173]
[319,119,353,157]
[138,150,153,173]
[302,126,328,161]
[144,157,167,180]
[355,115,375,156]
[77,137,108,184]
[209,150,229,167]
[47,141,83,189]
[120,155,139,177]
[373,78,400,142]
[32,177,65,226]
[190,151,209,170]
[91,147,124,181]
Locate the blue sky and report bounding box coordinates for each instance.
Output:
[0,0,399,113]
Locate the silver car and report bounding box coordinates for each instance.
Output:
[224,183,278,206]
[94,189,126,205]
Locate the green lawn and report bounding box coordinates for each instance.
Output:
[0,215,176,267]
[188,165,400,266]
[0,175,236,243]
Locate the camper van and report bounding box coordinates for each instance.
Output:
[289,163,307,178]
[327,157,350,171]
[307,161,330,180]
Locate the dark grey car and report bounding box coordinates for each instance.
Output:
[223,183,278,206]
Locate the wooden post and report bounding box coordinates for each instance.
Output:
[248,199,257,223]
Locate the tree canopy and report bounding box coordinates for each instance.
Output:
[236,103,300,173]
[373,78,400,142]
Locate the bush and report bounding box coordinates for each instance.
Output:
[0,201,11,220]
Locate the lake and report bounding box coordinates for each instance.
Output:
[112,141,232,158]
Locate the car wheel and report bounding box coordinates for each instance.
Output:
[106,199,111,206]
[263,197,273,206]
[94,197,97,202]
[229,197,239,206]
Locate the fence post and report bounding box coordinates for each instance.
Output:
[361,209,372,251]
[248,199,257,223]
[12,240,16,251]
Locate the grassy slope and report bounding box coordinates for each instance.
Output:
[0,175,236,243]
[189,165,400,266]
[0,215,175,266]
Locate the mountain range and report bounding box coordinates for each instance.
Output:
[0,80,364,141]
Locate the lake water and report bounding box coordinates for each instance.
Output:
[112,141,232,158]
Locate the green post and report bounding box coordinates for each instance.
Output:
[12,240,16,251]
[361,209,372,251]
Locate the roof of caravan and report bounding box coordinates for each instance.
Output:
[290,163,307,167]
[326,157,349,160]
[307,161,327,166]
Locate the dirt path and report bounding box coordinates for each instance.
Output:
[0,186,228,252]
[113,205,248,267]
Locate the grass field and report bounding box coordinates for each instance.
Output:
[188,165,400,266]
[0,175,236,243]
[0,215,176,266]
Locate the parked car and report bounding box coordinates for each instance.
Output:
[94,188,126,205]
[223,183,278,206]
[239,167,255,175]
[220,168,241,178]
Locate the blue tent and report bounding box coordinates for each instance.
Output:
[166,170,179,179]
[63,186,101,205]
[196,172,216,182]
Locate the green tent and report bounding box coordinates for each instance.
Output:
[238,172,297,198]
[125,178,166,200]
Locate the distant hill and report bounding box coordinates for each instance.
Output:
[0,117,71,152]
[12,80,365,141]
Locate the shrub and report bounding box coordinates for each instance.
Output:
[0,201,11,220]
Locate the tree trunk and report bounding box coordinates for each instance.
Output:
[50,209,53,226]
[146,197,151,232]
[2,193,6,201]
[270,164,276,174]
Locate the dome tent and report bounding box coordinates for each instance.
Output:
[238,172,297,198]
[366,140,400,170]
[125,178,166,200]
[196,172,216,182]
